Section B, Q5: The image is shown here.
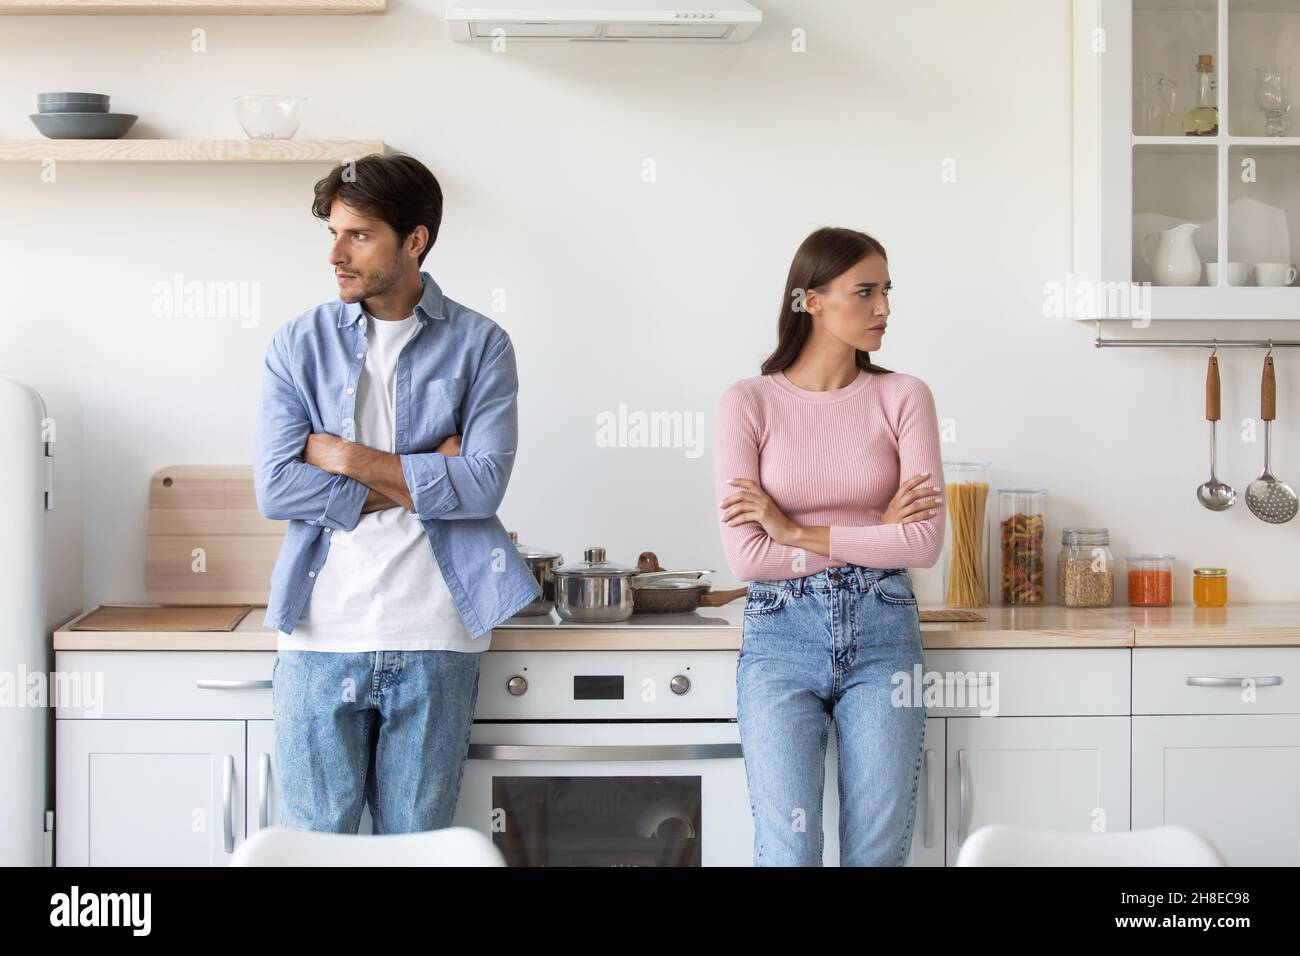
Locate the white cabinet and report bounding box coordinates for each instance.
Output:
[56,719,247,866]
[946,716,1132,865]
[1074,0,1300,319]
[1131,646,1300,865]
[1133,714,1300,865]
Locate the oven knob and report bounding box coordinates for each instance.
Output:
[507,675,528,696]
[670,674,691,695]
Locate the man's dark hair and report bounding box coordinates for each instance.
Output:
[312,152,443,265]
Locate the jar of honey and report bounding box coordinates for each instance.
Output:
[1127,554,1174,606]
[1192,567,1228,607]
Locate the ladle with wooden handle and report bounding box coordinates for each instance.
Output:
[1245,354,1298,523]
[1197,353,1236,511]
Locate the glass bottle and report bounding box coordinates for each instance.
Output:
[942,460,991,608]
[1183,54,1219,136]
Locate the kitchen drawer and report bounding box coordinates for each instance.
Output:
[1134,648,1300,715]
[921,649,1129,717]
[54,651,274,720]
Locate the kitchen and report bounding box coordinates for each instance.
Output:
[1,0,1299,895]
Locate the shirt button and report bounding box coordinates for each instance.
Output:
[346,387,354,394]
[308,570,316,578]
[324,528,332,534]
[356,352,363,359]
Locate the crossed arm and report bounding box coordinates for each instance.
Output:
[253,326,516,526]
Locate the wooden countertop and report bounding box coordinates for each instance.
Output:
[50,603,1300,651]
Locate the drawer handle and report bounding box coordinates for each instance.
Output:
[196,679,273,690]
[467,744,742,761]
[1186,676,1283,687]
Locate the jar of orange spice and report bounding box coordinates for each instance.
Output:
[1127,555,1174,607]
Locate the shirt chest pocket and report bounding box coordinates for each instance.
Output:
[414,376,468,441]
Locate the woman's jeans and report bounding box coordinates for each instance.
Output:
[736,565,927,866]
[272,649,481,834]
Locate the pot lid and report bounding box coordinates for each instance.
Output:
[507,531,562,561]
[634,577,710,591]
[554,546,637,577]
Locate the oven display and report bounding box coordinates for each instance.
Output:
[574,675,624,700]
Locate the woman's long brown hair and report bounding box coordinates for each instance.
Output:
[760,226,893,376]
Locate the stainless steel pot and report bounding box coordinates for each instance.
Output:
[553,546,639,623]
[508,531,563,616]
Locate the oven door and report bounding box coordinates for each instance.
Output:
[452,721,751,866]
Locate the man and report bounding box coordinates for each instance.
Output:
[253,152,541,834]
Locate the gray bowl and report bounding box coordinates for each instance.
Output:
[37,92,110,113]
[38,102,110,114]
[29,112,138,139]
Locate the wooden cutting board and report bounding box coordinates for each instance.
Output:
[145,465,282,605]
[70,604,252,631]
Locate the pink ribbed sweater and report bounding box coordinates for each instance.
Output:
[714,367,946,581]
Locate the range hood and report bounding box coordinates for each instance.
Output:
[446,0,762,42]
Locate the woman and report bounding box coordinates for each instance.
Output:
[715,226,945,866]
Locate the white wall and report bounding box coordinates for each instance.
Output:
[2,0,1297,609]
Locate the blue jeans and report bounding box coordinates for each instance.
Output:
[272,649,481,834]
[736,565,927,866]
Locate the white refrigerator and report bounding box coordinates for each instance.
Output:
[0,377,82,866]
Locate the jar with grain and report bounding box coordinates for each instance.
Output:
[1057,528,1114,608]
[1127,554,1174,607]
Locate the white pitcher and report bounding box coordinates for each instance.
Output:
[1141,223,1202,286]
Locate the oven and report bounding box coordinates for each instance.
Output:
[451,650,753,866]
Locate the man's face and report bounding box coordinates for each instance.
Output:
[326,200,406,304]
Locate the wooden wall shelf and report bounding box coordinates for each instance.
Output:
[0,0,385,13]
[0,138,388,163]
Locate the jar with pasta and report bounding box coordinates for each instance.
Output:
[998,488,1046,606]
[942,460,991,607]
[1057,528,1114,607]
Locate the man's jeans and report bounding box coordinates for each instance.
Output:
[736,565,927,866]
[272,649,481,833]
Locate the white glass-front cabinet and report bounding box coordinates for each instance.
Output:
[1075,0,1300,319]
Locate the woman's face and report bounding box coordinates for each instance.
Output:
[807,253,891,352]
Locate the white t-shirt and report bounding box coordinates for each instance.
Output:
[276,310,486,654]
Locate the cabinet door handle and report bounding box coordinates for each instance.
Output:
[197,679,273,690]
[258,752,271,830]
[1186,676,1282,687]
[223,753,235,854]
[922,748,936,849]
[957,749,970,846]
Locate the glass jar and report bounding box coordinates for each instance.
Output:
[998,488,1047,606]
[1127,555,1174,607]
[942,460,991,607]
[1192,567,1229,607]
[1057,528,1114,607]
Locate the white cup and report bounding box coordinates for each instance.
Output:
[1253,262,1298,286]
[1207,262,1248,286]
